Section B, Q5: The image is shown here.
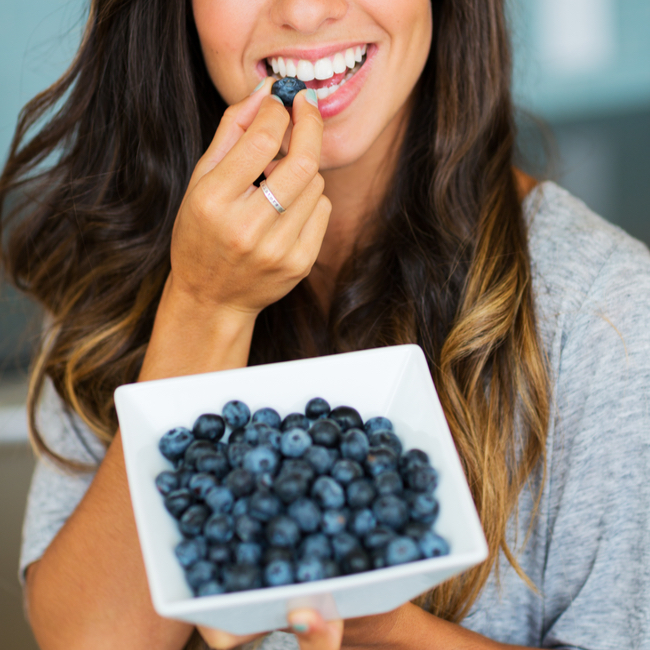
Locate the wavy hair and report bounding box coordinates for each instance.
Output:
[1,0,549,628]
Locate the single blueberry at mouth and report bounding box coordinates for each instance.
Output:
[271,77,307,107]
[264,558,295,587]
[222,400,251,430]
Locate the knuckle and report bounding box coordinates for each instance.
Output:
[291,153,319,183]
[247,127,281,160]
[311,172,325,194]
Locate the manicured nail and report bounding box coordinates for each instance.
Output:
[270,94,284,105]
[249,79,265,96]
[305,88,319,107]
[291,621,310,634]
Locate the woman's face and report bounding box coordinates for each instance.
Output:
[192,0,433,171]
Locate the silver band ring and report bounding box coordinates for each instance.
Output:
[260,179,286,214]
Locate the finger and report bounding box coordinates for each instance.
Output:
[189,77,276,189]
[197,625,265,650]
[206,93,291,202]
[255,89,323,214]
[288,609,344,650]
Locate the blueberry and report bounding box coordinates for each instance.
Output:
[232,496,250,517]
[222,564,262,592]
[372,495,409,530]
[341,548,371,575]
[243,445,279,475]
[279,459,315,483]
[304,445,335,475]
[365,446,398,477]
[208,544,232,564]
[363,526,397,550]
[323,560,341,578]
[229,428,247,443]
[234,541,263,565]
[235,513,263,542]
[296,557,325,582]
[364,416,394,436]
[259,427,282,451]
[331,532,362,561]
[197,580,225,597]
[185,560,217,590]
[372,549,388,569]
[405,465,438,492]
[408,491,439,523]
[348,508,377,537]
[205,486,235,514]
[248,490,283,522]
[227,442,252,468]
[164,488,193,519]
[193,413,226,441]
[195,450,230,478]
[263,546,294,565]
[312,476,345,509]
[374,470,403,496]
[309,419,342,448]
[256,471,274,490]
[329,406,363,432]
[155,470,179,496]
[419,531,450,558]
[188,473,218,500]
[346,478,376,509]
[281,412,311,431]
[204,513,235,544]
[331,459,363,485]
[184,440,216,468]
[402,521,431,540]
[399,449,430,473]
[288,497,321,533]
[281,428,312,458]
[299,533,332,560]
[243,422,269,445]
[305,397,331,420]
[266,515,301,547]
[273,472,309,504]
[271,77,307,108]
[321,508,349,536]
[179,504,210,537]
[222,400,251,429]
[340,429,369,463]
[369,431,402,457]
[159,427,194,461]
[252,407,282,429]
[264,558,295,587]
[175,468,195,489]
[386,536,421,565]
[225,468,255,498]
[175,536,208,568]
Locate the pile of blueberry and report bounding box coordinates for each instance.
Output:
[155,398,449,597]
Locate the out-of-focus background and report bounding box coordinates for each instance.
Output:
[1,0,649,646]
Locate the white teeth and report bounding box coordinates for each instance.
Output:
[314,57,334,80]
[296,59,315,81]
[271,58,279,74]
[316,86,331,100]
[285,59,297,77]
[354,46,363,63]
[278,57,287,77]
[361,44,367,56]
[333,52,347,74]
[345,48,356,69]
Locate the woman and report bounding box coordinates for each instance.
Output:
[2,0,648,649]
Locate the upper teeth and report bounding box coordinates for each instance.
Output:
[269,45,367,82]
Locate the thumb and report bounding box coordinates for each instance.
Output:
[288,609,344,650]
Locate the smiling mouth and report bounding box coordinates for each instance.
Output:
[265,45,369,100]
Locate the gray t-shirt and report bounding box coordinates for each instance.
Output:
[20,183,650,649]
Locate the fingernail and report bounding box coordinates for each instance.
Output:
[305,88,319,107]
[270,94,284,105]
[249,79,265,96]
[291,621,310,634]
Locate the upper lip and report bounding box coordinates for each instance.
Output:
[262,42,369,63]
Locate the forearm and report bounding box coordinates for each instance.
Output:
[27,274,258,649]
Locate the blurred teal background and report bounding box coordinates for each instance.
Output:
[0,2,649,646]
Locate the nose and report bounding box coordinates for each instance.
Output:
[271,0,348,34]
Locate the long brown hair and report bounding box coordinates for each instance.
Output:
[1,0,549,624]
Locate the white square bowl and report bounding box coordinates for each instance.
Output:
[115,344,487,635]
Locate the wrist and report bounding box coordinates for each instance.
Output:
[139,273,258,381]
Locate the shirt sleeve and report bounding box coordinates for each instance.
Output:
[19,378,106,584]
[540,241,650,649]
